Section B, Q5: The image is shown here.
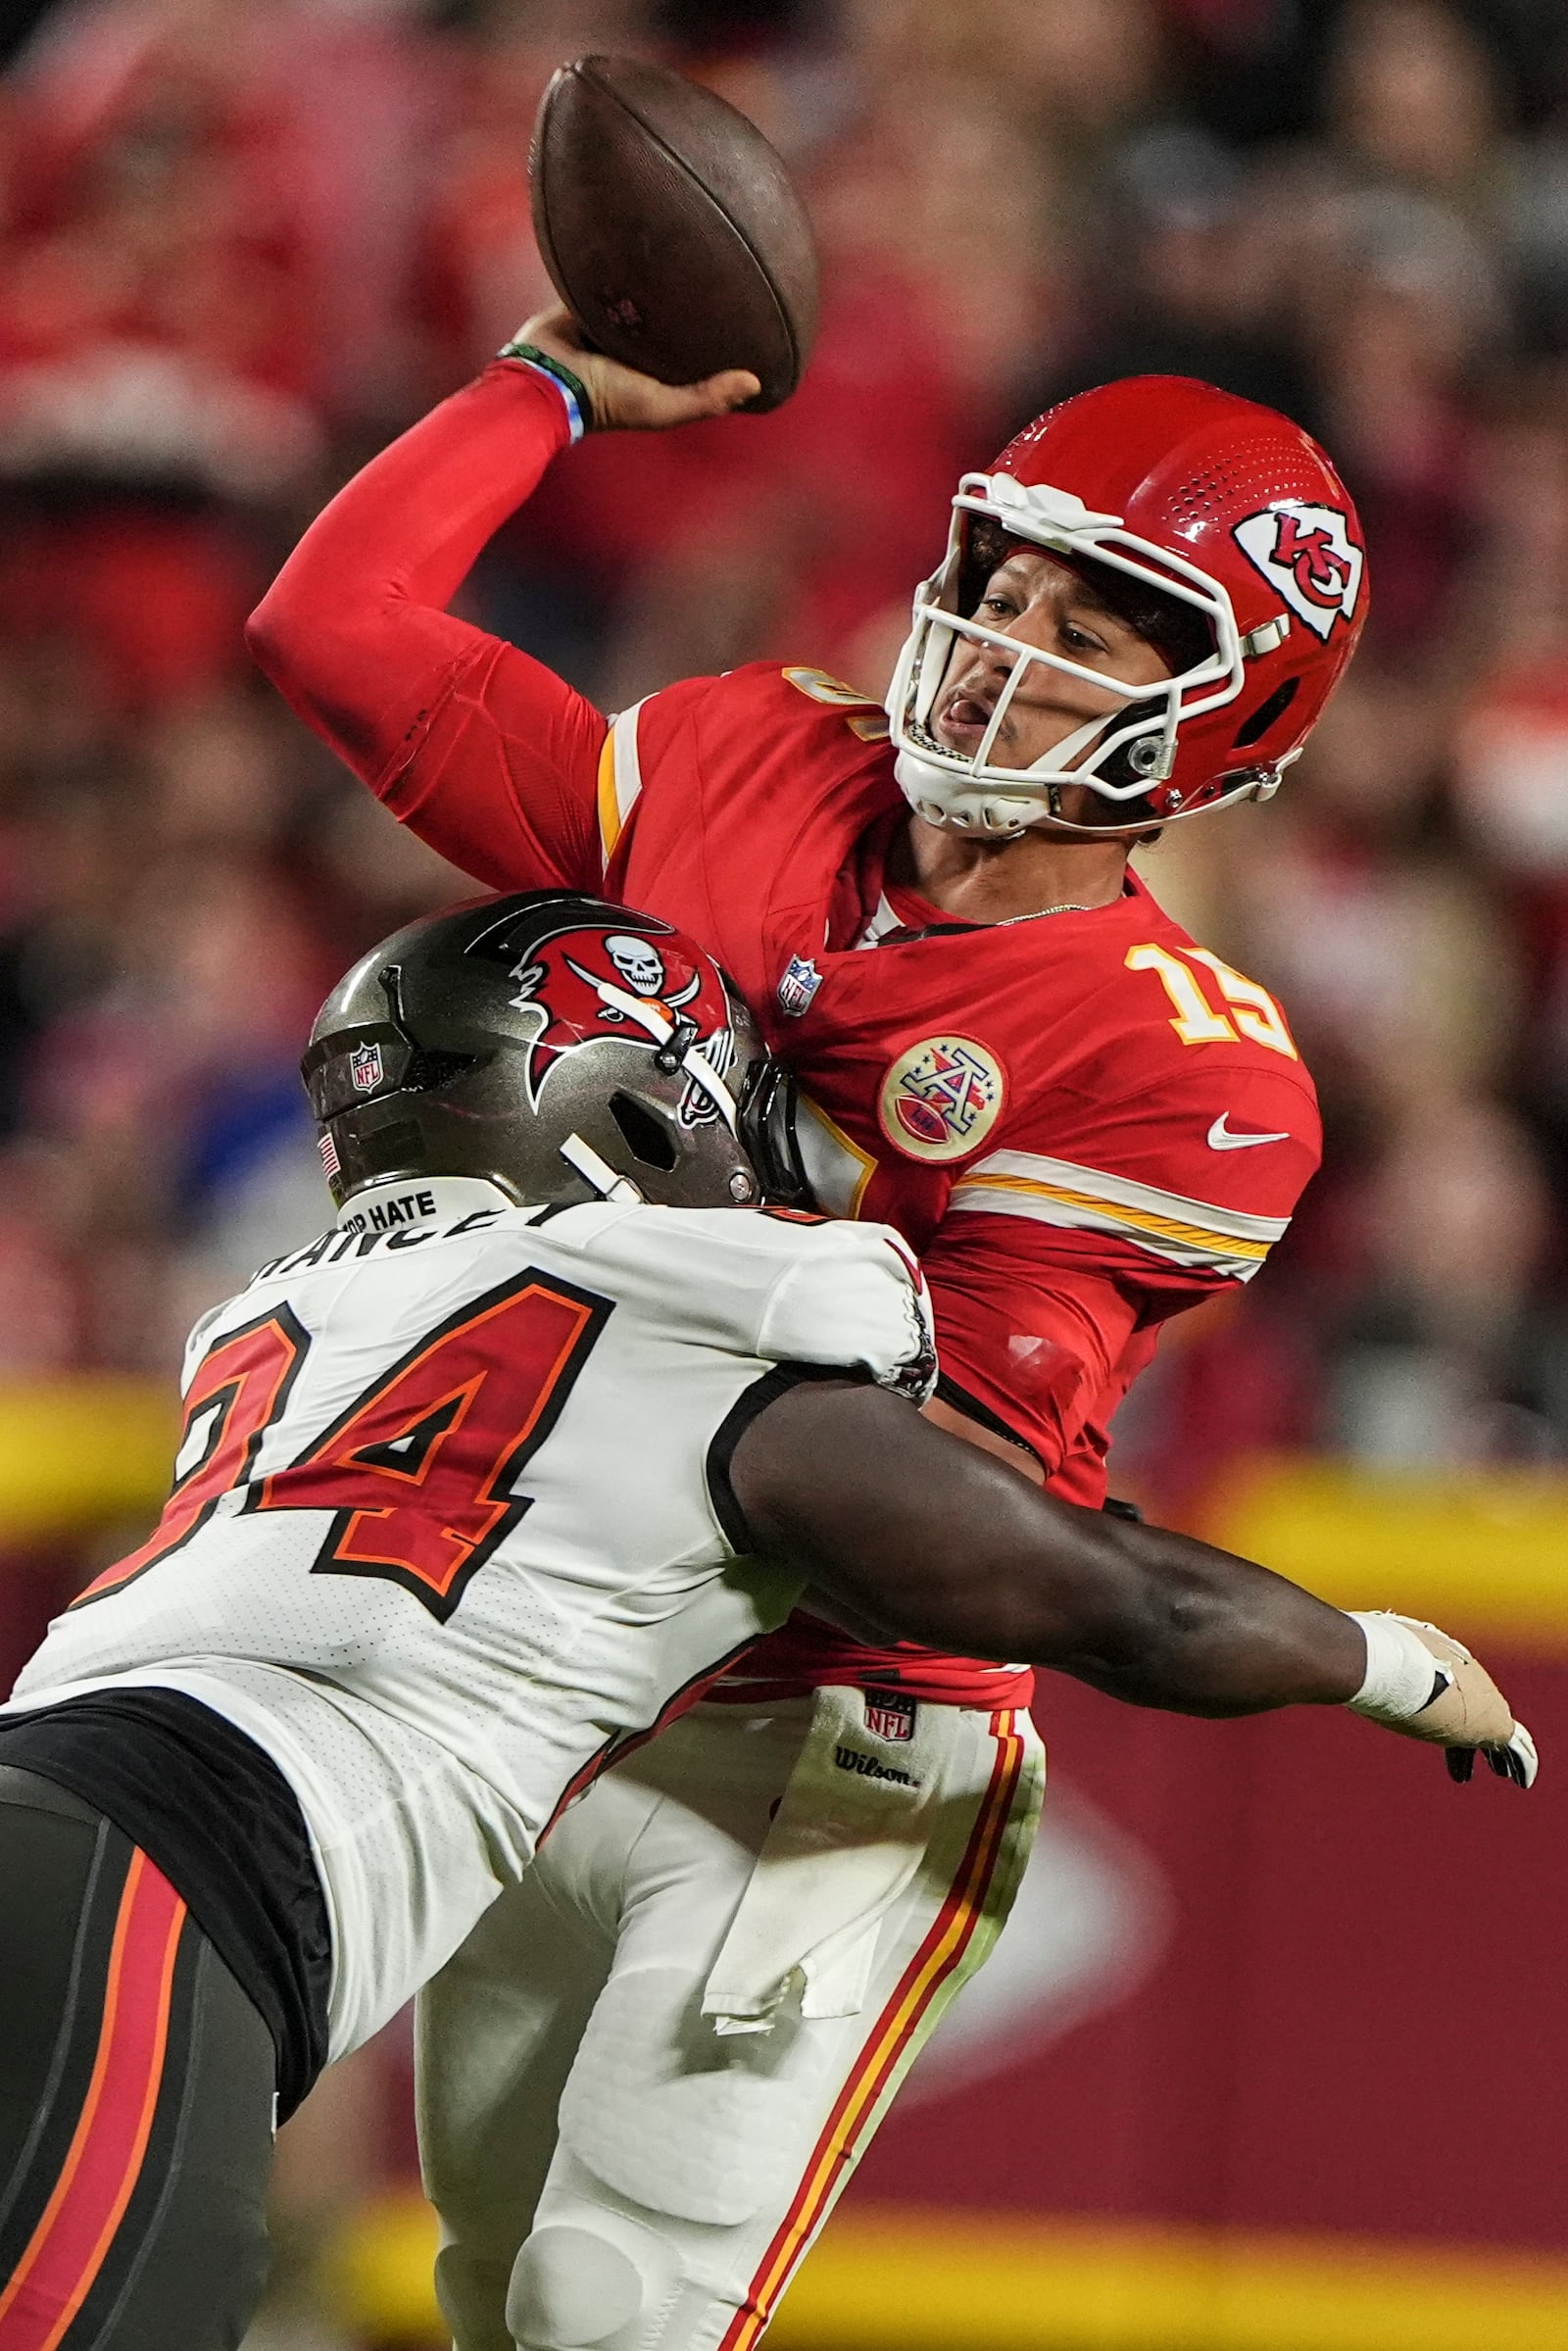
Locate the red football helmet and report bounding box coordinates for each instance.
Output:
[885,375,1368,836]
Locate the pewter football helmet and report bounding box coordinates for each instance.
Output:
[303,892,803,1212]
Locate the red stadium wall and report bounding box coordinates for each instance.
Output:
[767,1463,1568,2348]
[333,1637,1568,2350]
[859,1673,1565,2248]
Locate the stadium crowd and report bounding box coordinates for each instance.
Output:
[0,0,1565,1513]
[0,2,1564,2340]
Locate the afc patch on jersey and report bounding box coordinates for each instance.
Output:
[878,1035,1005,1162]
[1232,501,1364,642]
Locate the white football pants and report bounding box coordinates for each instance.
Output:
[416,1692,1045,2351]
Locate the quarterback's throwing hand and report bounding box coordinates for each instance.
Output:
[502,305,761,432]
[1347,1612,1538,1788]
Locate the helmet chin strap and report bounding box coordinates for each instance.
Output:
[585,976,740,1130]
[893,613,1174,839]
[559,1132,645,1203]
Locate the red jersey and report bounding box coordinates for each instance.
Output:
[248,361,1323,1711]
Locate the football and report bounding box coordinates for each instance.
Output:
[529,54,819,413]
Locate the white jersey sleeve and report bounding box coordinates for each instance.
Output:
[4,1191,933,2058]
[547,1200,936,1400]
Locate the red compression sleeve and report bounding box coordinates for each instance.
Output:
[246,365,608,889]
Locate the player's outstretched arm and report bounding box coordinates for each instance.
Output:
[245,307,759,878]
[245,358,589,808]
[726,1379,1536,1785]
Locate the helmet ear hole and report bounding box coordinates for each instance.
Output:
[1232,675,1299,750]
[608,1091,679,1172]
[402,1048,481,1092]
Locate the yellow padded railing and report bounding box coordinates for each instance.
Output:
[2,1388,1567,1657]
[1209,1456,1568,1654]
[324,2195,1568,2349]
[0,1380,176,1542]
[5,1399,1558,2347]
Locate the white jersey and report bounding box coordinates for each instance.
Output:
[7,1176,933,2057]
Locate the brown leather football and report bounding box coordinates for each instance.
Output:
[529,54,818,414]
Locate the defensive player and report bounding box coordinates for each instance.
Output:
[0,889,1535,2351]
[246,313,1372,2349]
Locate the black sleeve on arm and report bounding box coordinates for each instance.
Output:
[932,1371,1044,1467]
[723,1376,1367,1717]
[706,1363,877,1554]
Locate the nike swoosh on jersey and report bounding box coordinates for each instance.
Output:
[1207,1114,1291,1151]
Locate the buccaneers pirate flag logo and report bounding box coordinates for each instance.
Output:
[500,913,738,1118]
[1233,500,1365,642]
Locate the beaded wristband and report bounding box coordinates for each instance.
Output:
[496,340,594,436]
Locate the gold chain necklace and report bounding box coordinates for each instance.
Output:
[994,902,1100,924]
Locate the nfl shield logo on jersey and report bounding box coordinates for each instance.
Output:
[863,1690,916,1743]
[878,1035,1005,1162]
[349,1043,383,1095]
[776,955,824,1018]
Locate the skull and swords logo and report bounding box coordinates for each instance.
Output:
[567,933,702,1018]
[500,917,729,1115]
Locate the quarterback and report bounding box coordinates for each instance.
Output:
[249,312,1371,2350]
[0,891,1529,2351]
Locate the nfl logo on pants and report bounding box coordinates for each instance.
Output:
[864,1691,916,1743]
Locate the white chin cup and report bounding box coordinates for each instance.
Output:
[893,746,1041,838]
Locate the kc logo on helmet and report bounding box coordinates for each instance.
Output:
[1233,501,1364,642]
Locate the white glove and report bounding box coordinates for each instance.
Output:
[1347,1612,1538,1789]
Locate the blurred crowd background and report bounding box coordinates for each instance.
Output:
[0,0,1566,2338]
[2,0,1568,1500]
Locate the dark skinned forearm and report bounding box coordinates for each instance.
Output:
[728,1378,1366,1717]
